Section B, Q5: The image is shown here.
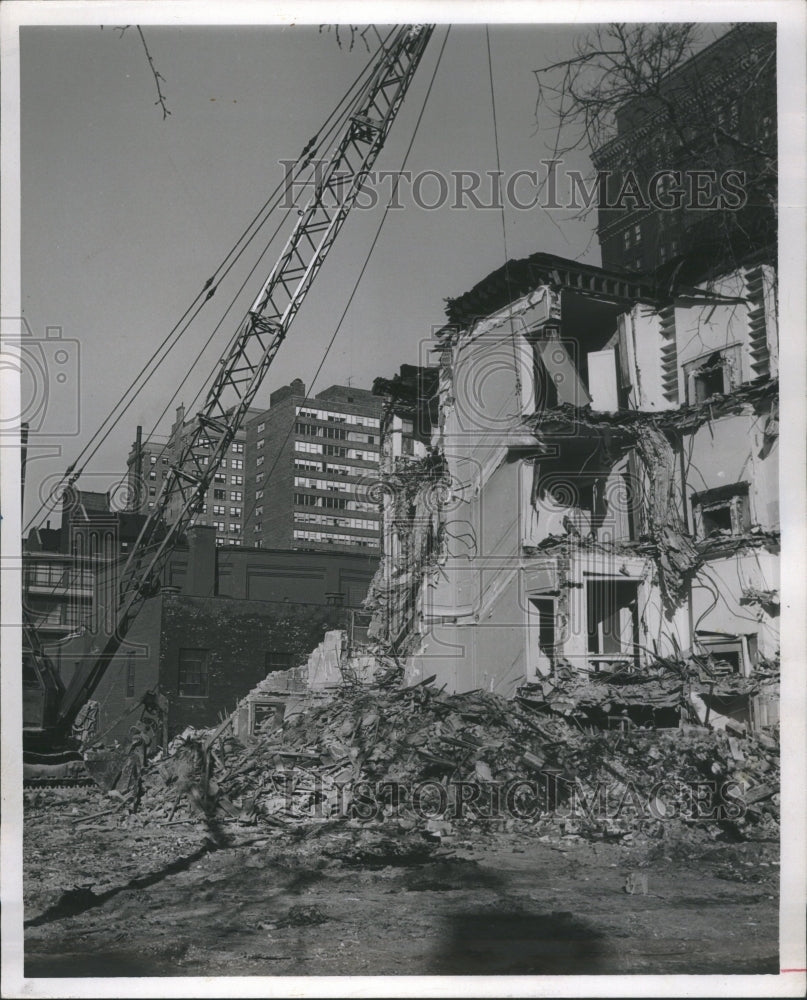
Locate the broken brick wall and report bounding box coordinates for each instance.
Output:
[160,595,344,736]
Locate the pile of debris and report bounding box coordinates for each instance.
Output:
[128,662,779,846]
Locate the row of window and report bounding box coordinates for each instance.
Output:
[210,521,242,534]
[26,565,94,588]
[294,459,360,477]
[175,648,295,698]
[293,529,379,548]
[293,422,376,445]
[211,505,242,517]
[294,441,376,461]
[294,491,378,514]
[293,511,378,531]
[294,475,354,494]
[295,406,380,429]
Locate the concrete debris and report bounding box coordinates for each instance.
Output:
[110,663,778,847]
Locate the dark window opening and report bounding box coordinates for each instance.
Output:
[694,365,726,402]
[684,346,742,404]
[693,482,751,538]
[701,504,733,535]
[264,651,293,672]
[178,648,209,697]
[531,597,555,653]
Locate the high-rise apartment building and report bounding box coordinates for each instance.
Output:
[127,405,259,548]
[127,382,383,552]
[244,380,383,553]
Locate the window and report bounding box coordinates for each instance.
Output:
[214,473,226,484]
[149,487,156,496]
[232,442,244,453]
[257,455,265,466]
[213,505,225,515]
[696,635,744,674]
[212,521,225,531]
[264,651,293,671]
[257,438,265,449]
[231,459,243,470]
[220,459,227,469]
[692,483,751,538]
[178,648,209,697]
[149,455,157,465]
[214,489,226,500]
[229,523,240,534]
[149,471,156,481]
[254,522,262,532]
[230,491,242,502]
[256,488,264,500]
[586,579,639,670]
[684,346,742,404]
[256,472,264,482]
[230,507,242,518]
[257,422,265,434]
[255,505,263,517]
[231,475,243,486]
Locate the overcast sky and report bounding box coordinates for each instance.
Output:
[20,20,724,526]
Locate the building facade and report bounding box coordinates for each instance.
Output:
[50,525,380,740]
[126,404,258,548]
[593,23,776,284]
[369,252,779,731]
[127,381,384,554]
[243,379,383,553]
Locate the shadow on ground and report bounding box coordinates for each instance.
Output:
[429,909,606,975]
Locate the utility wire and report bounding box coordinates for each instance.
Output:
[25,30,394,534]
[485,25,522,408]
[239,26,453,539]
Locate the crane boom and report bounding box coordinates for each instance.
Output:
[47,24,435,734]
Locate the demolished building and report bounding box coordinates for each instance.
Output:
[367,253,779,732]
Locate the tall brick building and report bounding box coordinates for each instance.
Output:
[126,405,259,547]
[243,380,383,553]
[592,23,776,284]
[127,381,383,553]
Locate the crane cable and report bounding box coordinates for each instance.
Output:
[136,27,405,477]
[237,26,453,539]
[24,28,395,534]
[485,25,522,410]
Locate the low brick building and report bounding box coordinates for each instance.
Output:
[50,525,378,741]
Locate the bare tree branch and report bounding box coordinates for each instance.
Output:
[318,24,373,52]
[107,24,171,119]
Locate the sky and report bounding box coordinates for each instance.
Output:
[18,18,724,527]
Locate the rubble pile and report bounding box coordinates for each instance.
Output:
[130,662,779,846]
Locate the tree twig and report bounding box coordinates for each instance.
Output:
[108,24,171,119]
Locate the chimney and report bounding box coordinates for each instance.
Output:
[184,525,216,597]
[270,378,306,407]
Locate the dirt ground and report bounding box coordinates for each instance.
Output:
[22,786,779,979]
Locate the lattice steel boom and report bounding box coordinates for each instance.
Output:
[53,24,435,730]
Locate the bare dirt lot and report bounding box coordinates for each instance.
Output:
[23,788,779,978]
